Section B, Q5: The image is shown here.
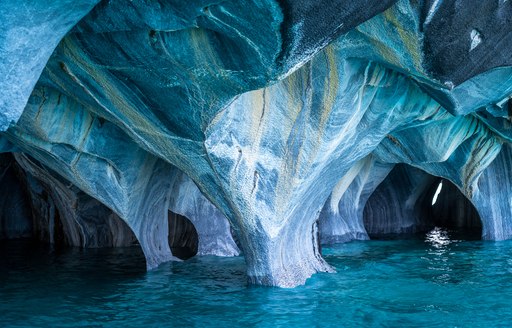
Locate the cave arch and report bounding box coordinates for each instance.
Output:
[0,152,147,275]
[167,169,241,257]
[1,153,143,251]
[167,210,199,260]
[363,164,482,239]
[417,177,481,233]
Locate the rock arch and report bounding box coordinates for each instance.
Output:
[363,164,482,238]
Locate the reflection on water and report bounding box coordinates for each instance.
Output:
[422,227,480,285]
[425,226,452,248]
[2,236,512,327]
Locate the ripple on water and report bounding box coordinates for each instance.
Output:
[2,230,512,327]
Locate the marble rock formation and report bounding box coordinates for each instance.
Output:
[15,153,139,248]
[2,0,512,287]
[168,171,240,257]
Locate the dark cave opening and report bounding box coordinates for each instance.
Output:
[363,164,482,240]
[418,177,481,236]
[168,211,199,260]
[0,152,147,274]
[0,153,33,240]
[0,153,143,257]
[0,152,75,247]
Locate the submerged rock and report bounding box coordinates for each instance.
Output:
[2,0,512,287]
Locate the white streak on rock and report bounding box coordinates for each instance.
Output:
[470,29,482,51]
[424,0,442,26]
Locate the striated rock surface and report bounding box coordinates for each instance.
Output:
[319,156,393,244]
[15,153,139,248]
[0,0,99,130]
[169,171,240,257]
[473,144,512,240]
[2,0,512,287]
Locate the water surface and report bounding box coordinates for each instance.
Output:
[1,229,512,327]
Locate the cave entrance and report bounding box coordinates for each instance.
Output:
[1,153,143,249]
[363,164,482,240]
[168,211,199,260]
[0,153,33,241]
[418,177,481,237]
[0,152,146,273]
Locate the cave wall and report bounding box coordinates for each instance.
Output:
[319,156,393,244]
[0,0,100,131]
[15,153,139,248]
[473,144,512,240]
[168,171,240,257]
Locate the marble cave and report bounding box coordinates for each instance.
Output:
[2,1,512,325]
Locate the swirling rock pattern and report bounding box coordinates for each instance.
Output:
[15,153,139,248]
[0,0,99,130]
[319,156,393,244]
[2,0,512,287]
[473,144,512,240]
[169,170,240,257]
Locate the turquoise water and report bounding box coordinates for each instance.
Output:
[2,228,512,327]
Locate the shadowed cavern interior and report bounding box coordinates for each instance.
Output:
[363,164,482,239]
[0,153,32,240]
[418,178,482,233]
[0,153,143,253]
[167,211,199,260]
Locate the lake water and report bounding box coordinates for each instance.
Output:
[2,228,512,327]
